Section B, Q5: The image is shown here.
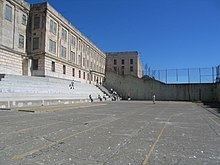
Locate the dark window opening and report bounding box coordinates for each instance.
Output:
[121,59,125,65]
[72,68,75,77]
[33,59,38,70]
[83,72,86,79]
[79,70,81,78]
[51,61,55,72]
[114,59,117,65]
[63,65,66,74]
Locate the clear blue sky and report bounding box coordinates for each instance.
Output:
[28,0,220,70]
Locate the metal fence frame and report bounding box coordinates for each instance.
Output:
[146,66,218,84]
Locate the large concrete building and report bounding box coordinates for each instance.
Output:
[0,1,106,84]
[27,2,106,84]
[0,0,30,75]
[106,51,143,78]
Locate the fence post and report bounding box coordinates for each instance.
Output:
[188,68,190,83]
[166,69,168,83]
[199,68,201,83]
[212,67,215,83]
[176,69,178,82]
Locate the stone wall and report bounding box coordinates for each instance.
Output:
[104,71,218,102]
[0,48,23,75]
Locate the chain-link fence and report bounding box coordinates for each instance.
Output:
[146,66,219,84]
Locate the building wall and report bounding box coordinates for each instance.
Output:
[0,0,29,75]
[104,71,218,102]
[27,3,106,83]
[106,51,143,78]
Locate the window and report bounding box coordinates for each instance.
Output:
[87,60,89,68]
[121,59,125,65]
[49,39,56,54]
[51,61,55,72]
[60,46,66,58]
[87,73,90,80]
[70,51,75,63]
[83,72,86,79]
[33,59,38,70]
[70,35,76,48]
[33,16,40,29]
[130,66,133,72]
[18,34,24,49]
[114,59,117,65]
[79,70,81,78]
[72,68,75,77]
[5,4,12,22]
[22,14,27,25]
[50,19,57,35]
[121,66,125,75]
[83,57,86,67]
[33,37,39,50]
[61,28,67,41]
[130,59,134,65]
[114,67,117,72]
[90,62,93,69]
[78,40,81,51]
[63,65,66,74]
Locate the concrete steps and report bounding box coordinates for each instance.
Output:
[0,74,107,107]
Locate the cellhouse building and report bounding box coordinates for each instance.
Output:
[0,0,30,75]
[1,0,106,84]
[106,51,143,78]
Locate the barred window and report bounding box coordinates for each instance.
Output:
[70,51,75,63]
[70,35,76,48]
[18,34,24,49]
[33,37,39,50]
[33,15,40,29]
[49,39,56,54]
[60,46,66,58]
[61,28,67,41]
[22,14,27,25]
[5,4,12,22]
[50,19,57,34]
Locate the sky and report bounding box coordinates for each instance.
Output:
[28,0,220,70]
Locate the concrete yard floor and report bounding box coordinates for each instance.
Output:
[0,101,219,165]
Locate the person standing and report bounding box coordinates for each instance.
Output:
[153,94,156,104]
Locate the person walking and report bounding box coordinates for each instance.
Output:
[153,94,156,104]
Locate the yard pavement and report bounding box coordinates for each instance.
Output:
[0,101,219,165]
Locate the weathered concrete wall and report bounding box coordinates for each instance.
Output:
[104,71,218,102]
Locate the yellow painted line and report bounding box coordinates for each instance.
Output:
[11,117,114,160]
[142,114,177,165]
